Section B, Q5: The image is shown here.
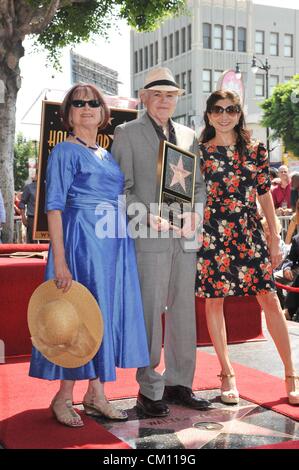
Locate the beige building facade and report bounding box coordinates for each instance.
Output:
[131,0,299,162]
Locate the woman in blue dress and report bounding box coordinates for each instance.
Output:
[29,83,149,427]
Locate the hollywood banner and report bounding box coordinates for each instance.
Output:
[33,101,137,240]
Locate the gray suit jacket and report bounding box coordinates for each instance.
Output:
[112,112,206,252]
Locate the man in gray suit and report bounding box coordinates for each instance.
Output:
[112,67,210,417]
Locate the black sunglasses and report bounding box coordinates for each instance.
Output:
[210,105,241,115]
[71,99,101,108]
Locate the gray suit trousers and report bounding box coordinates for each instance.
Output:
[136,238,197,401]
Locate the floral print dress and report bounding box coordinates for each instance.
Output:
[196,141,276,298]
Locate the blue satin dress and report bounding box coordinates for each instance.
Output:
[29,142,149,381]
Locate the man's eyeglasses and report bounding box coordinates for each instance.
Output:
[210,105,241,116]
[71,99,101,108]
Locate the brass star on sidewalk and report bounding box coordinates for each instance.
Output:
[102,402,298,450]
[169,156,191,192]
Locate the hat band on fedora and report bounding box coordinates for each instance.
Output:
[144,79,180,89]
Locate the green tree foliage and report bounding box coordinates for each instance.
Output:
[260,75,299,156]
[30,0,186,66]
[14,133,36,191]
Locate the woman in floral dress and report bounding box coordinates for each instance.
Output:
[196,90,299,406]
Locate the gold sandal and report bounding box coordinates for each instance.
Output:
[285,375,299,406]
[83,398,128,421]
[218,372,239,405]
[50,397,84,427]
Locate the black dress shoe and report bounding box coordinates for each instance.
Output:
[136,392,170,417]
[163,385,211,410]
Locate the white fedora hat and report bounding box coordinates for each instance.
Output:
[140,67,185,95]
[27,280,104,368]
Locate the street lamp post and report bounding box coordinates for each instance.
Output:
[251,56,271,157]
[235,56,271,157]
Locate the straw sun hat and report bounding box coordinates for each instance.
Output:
[140,67,185,96]
[27,280,104,368]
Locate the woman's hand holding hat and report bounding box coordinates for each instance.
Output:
[27,280,104,368]
[54,259,73,293]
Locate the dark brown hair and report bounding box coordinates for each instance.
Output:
[295,198,299,224]
[60,83,110,131]
[200,90,251,156]
[291,172,299,189]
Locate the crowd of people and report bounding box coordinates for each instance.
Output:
[268,164,299,321]
[2,66,299,428]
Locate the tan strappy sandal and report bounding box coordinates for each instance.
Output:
[285,375,299,406]
[50,397,84,427]
[83,397,128,421]
[218,372,239,405]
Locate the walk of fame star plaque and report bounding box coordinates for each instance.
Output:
[156,141,196,228]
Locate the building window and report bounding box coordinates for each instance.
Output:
[270,75,279,95]
[181,71,186,91]
[173,115,186,125]
[214,25,223,50]
[175,74,180,87]
[284,34,293,57]
[255,30,264,55]
[155,41,159,64]
[175,30,180,55]
[134,51,138,73]
[203,23,211,49]
[163,36,167,61]
[187,70,192,94]
[225,26,234,51]
[144,46,148,69]
[270,32,279,56]
[255,74,264,96]
[169,33,173,59]
[214,70,223,91]
[203,69,212,93]
[139,49,143,71]
[181,27,186,53]
[238,27,246,52]
[150,44,154,67]
[188,24,192,50]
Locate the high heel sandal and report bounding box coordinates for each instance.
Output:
[218,372,239,405]
[50,397,84,427]
[83,397,128,421]
[285,375,299,406]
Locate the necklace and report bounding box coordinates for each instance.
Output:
[214,141,236,147]
[69,132,98,151]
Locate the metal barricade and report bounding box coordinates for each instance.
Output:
[13,216,23,243]
[278,215,292,241]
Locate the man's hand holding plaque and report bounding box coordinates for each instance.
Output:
[178,211,200,238]
[148,214,170,232]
